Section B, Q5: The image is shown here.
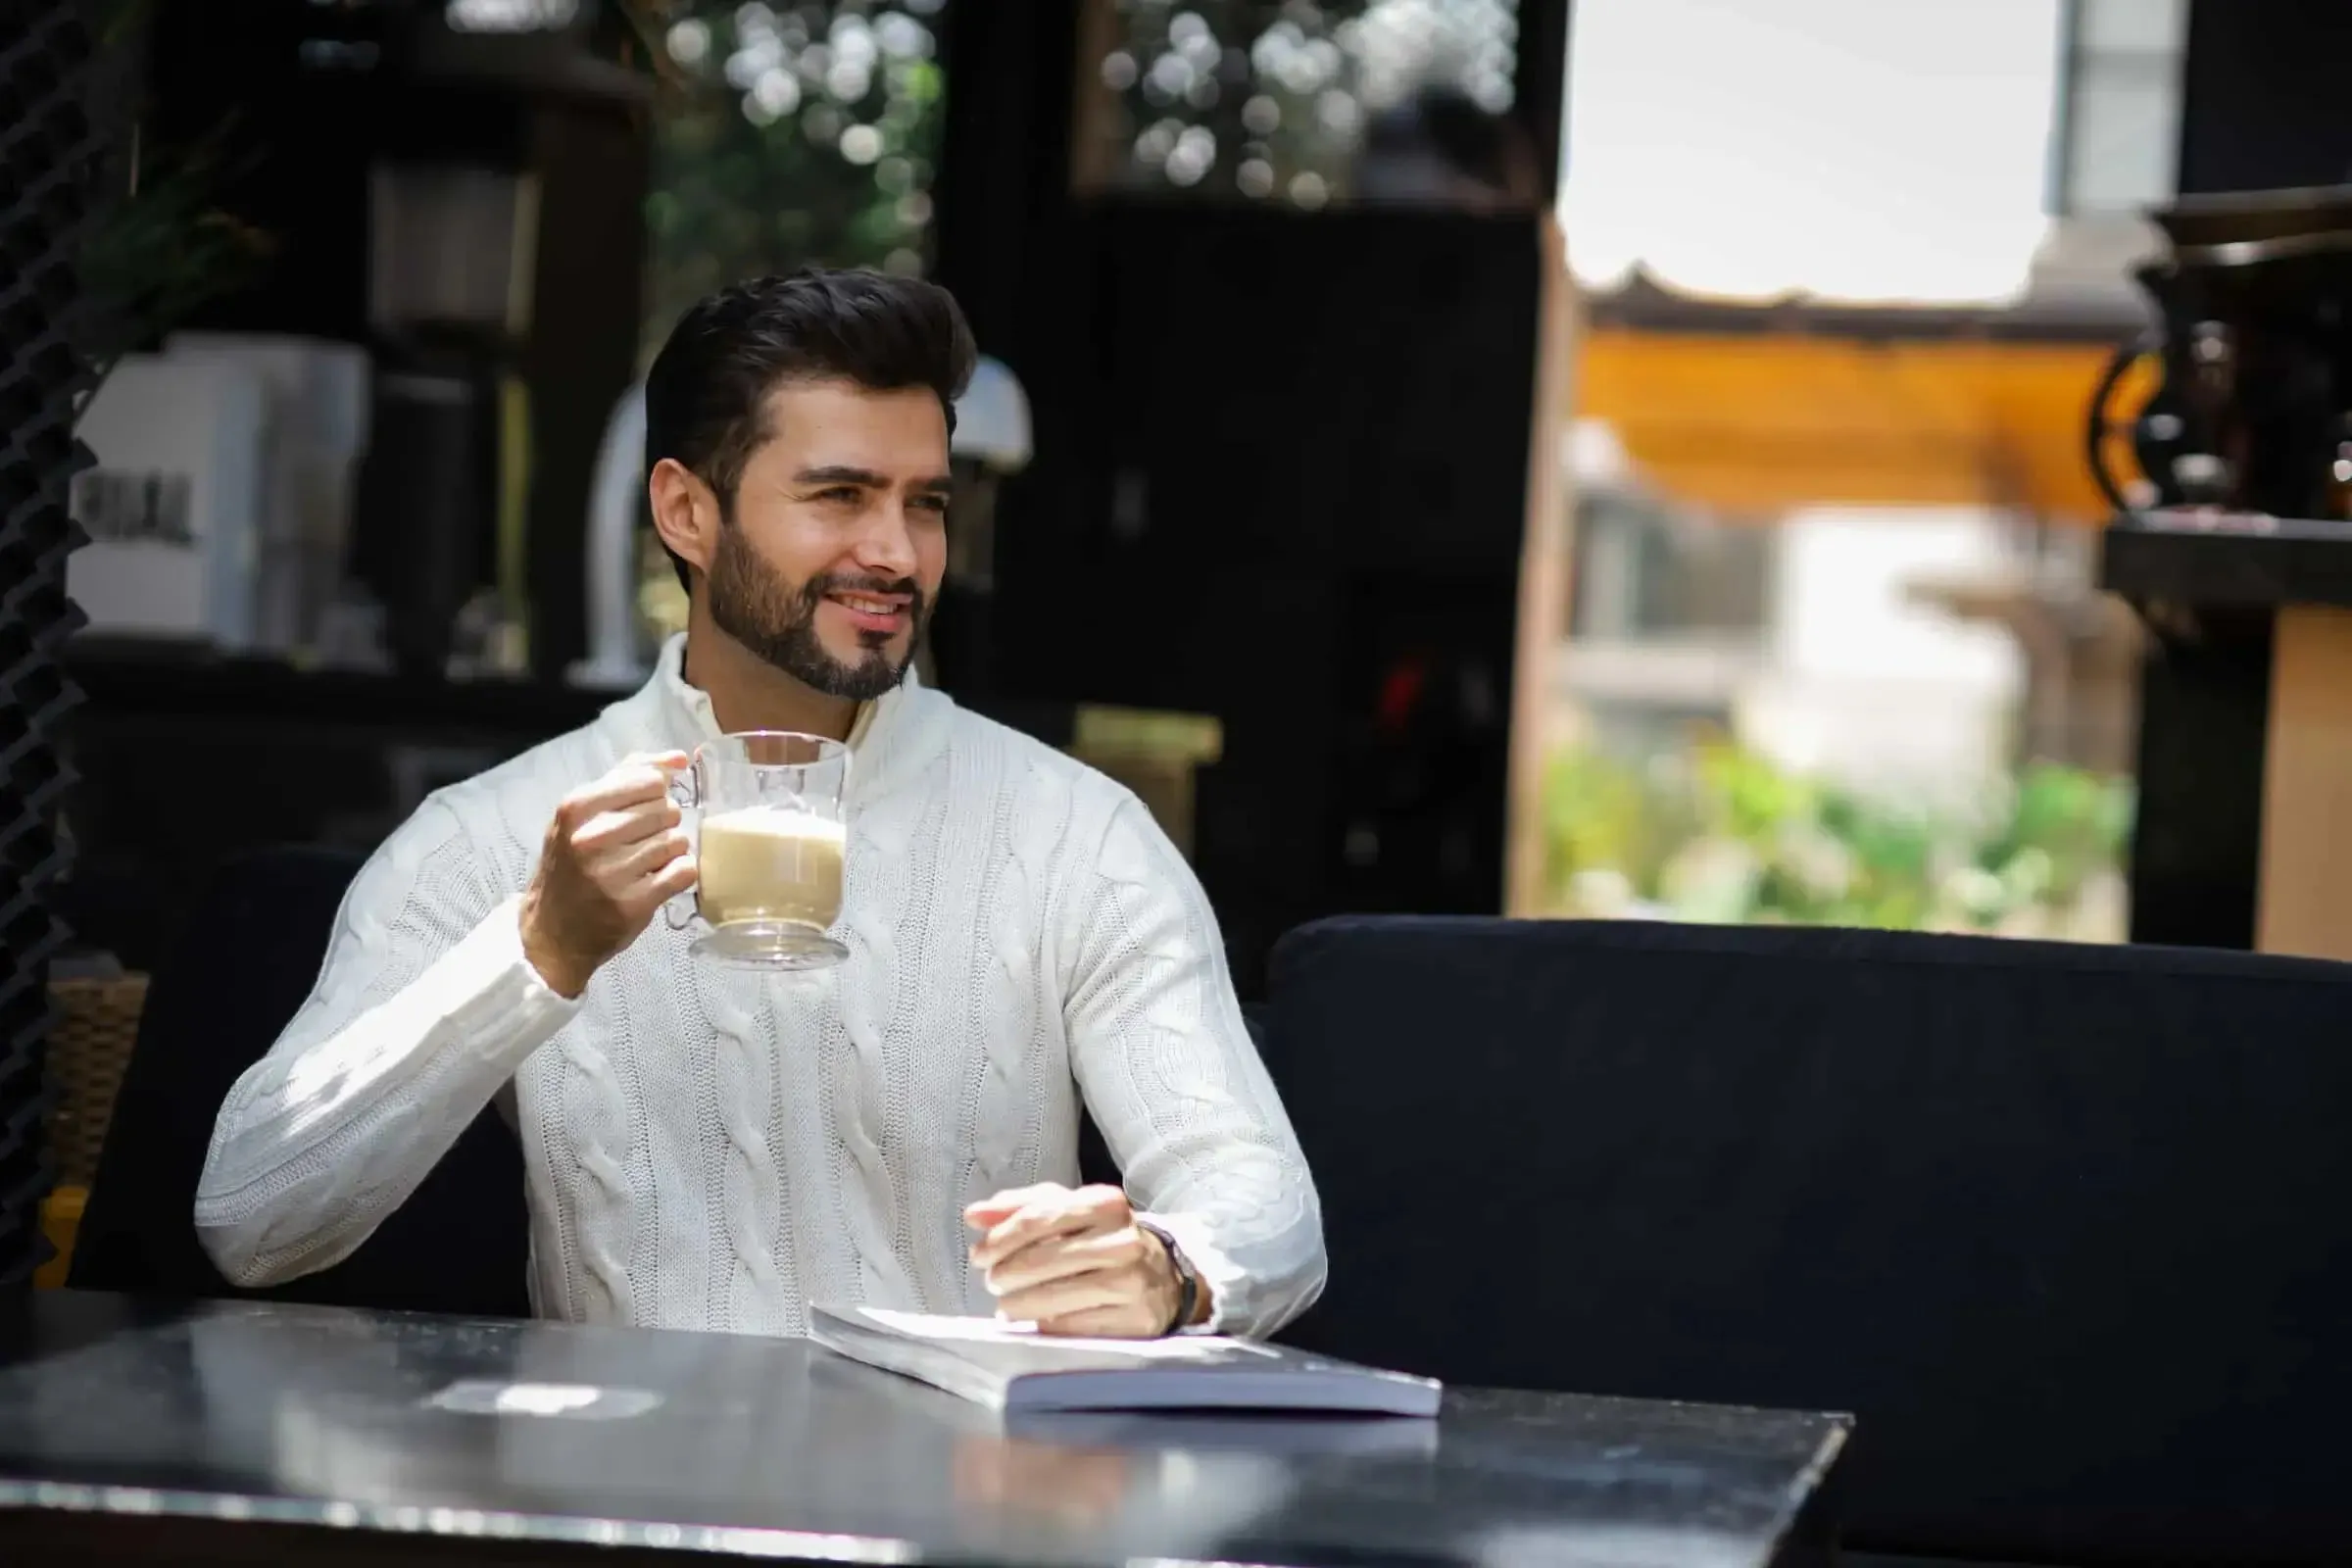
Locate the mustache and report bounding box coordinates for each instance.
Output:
[805,572,926,609]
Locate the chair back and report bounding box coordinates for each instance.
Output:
[71,846,531,1318]
[45,975,148,1189]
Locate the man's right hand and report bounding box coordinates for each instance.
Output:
[518,751,697,999]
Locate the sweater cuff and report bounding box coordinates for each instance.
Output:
[1130,1209,1249,1337]
[442,895,583,1070]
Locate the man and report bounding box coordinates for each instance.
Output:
[195,270,1325,1341]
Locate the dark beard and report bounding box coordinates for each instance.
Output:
[703,522,927,701]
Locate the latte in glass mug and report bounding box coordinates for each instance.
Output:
[695,804,846,933]
[666,730,853,970]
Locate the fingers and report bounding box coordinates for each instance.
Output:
[558,753,690,833]
[611,827,693,884]
[600,833,697,924]
[521,753,698,994]
[984,1226,1153,1299]
[562,751,691,855]
[572,802,683,855]
[590,751,690,808]
[1000,1271,1158,1337]
[644,853,701,906]
[968,1184,1128,1272]
[967,1186,1174,1336]
[963,1183,1060,1230]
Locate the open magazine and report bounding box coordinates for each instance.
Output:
[809,1305,1443,1417]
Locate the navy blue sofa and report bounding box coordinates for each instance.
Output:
[1263,914,2352,1566]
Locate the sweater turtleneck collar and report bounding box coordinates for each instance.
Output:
[619,634,945,802]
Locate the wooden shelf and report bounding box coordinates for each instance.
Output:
[66,642,613,741]
[2100,511,2352,611]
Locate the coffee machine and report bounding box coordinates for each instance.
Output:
[2089,184,2352,523]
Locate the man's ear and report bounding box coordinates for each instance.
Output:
[649,458,719,581]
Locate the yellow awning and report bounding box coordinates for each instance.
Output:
[1576,327,2154,520]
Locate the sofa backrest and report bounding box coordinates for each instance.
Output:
[1266,914,2352,1565]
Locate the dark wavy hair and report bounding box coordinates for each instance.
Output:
[644,268,978,589]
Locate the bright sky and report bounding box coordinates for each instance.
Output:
[1560,0,2064,304]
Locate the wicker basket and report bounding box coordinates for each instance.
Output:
[44,975,148,1189]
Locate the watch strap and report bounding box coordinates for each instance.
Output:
[1134,1218,1197,1336]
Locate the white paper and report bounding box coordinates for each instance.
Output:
[855,1308,1277,1362]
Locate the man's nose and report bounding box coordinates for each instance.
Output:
[854,505,919,578]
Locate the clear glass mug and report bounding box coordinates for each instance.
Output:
[663,732,852,970]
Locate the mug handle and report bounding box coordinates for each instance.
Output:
[662,766,700,932]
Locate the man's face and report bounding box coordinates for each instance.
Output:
[704,378,952,701]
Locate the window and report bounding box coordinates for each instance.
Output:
[1571,490,1773,644]
[2050,0,2187,216]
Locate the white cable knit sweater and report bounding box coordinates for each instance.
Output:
[194,637,1325,1339]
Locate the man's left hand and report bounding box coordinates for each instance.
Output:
[964,1183,1197,1338]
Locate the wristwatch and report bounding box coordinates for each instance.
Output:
[1133,1218,1199,1336]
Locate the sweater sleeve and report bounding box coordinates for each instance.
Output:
[1062,797,1327,1338]
[194,798,580,1288]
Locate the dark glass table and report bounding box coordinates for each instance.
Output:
[0,1294,1847,1566]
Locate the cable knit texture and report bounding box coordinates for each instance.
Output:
[194,637,1326,1339]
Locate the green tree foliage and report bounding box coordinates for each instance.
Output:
[624,1,947,356]
[1542,737,2135,940]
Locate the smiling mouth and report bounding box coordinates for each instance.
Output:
[824,591,916,638]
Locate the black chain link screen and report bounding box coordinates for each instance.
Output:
[0,0,102,1288]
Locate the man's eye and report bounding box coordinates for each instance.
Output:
[912,495,950,515]
[816,486,861,504]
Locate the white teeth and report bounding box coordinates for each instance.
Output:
[834,595,901,615]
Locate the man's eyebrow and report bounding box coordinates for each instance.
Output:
[792,466,891,486]
[792,467,953,492]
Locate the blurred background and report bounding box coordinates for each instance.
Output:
[22,0,2352,998]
